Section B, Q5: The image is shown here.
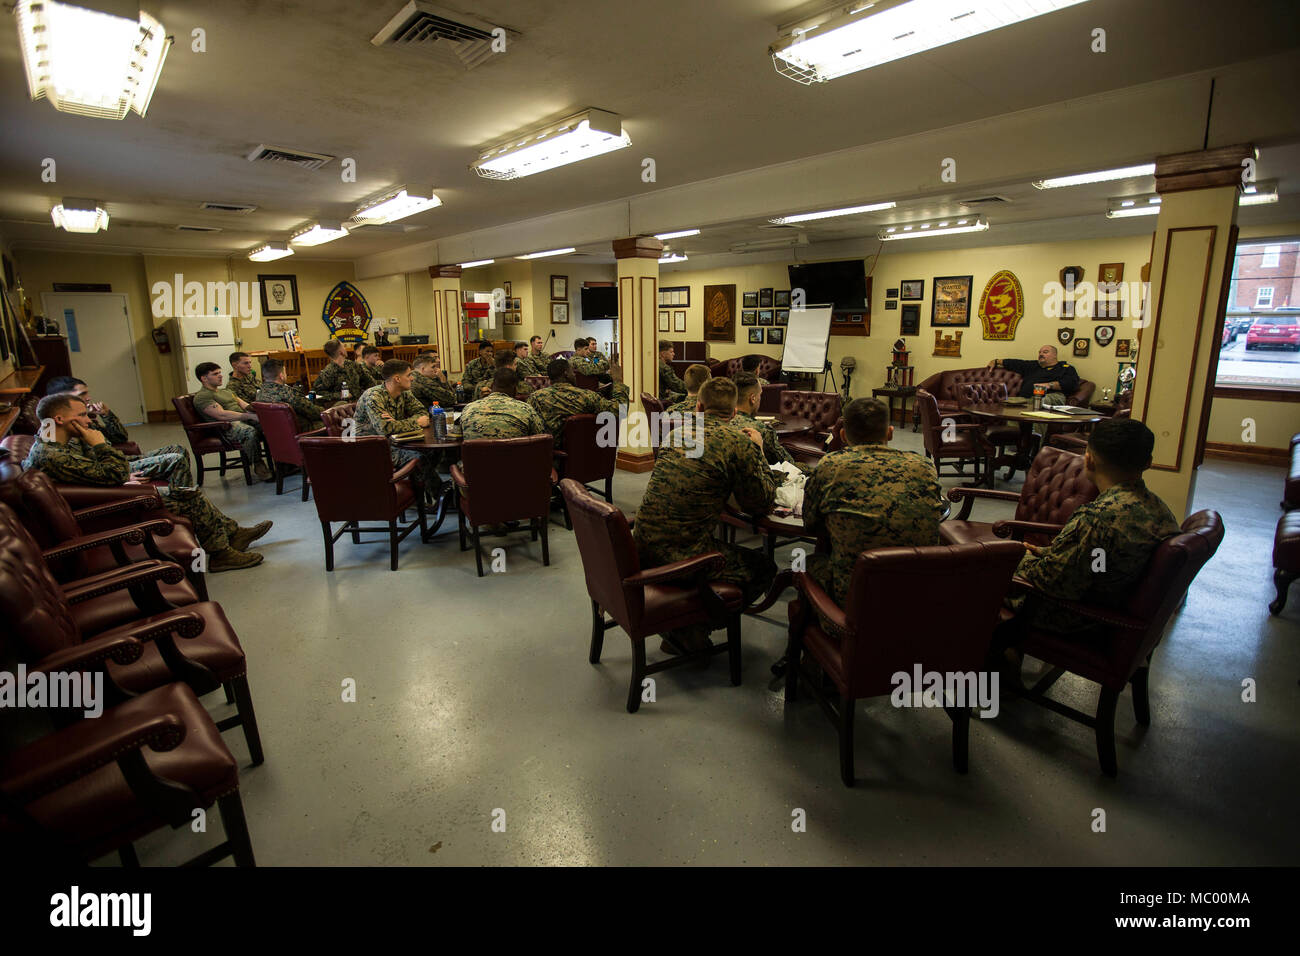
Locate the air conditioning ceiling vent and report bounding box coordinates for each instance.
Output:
[246,145,335,171]
[200,202,257,213]
[371,2,514,70]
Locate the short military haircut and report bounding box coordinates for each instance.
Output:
[530,335,543,346]
[574,337,588,351]
[323,339,344,358]
[381,359,411,380]
[412,354,435,371]
[658,340,674,353]
[261,359,284,380]
[229,351,249,365]
[732,371,760,406]
[495,350,517,368]
[1087,417,1155,474]
[514,341,527,351]
[843,397,890,445]
[682,364,711,394]
[46,375,86,396]
[36,392,83,420]
[586,337,597,345]
[362,346,381,358]
[477,341,493,354]
[698,378,737,416]
[491,367,518,394]
[195,361,220,380]
[547,358,570,380]
[741,355,761,373]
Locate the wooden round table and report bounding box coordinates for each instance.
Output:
[769,416,814,437]
[961,402,1103,484]
[393,427,463,538]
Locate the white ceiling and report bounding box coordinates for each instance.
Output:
[2,0,1299,267]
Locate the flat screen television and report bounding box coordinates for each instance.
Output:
[787,260,867,311]
[581,286,618,320]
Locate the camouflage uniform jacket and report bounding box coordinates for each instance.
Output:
[1016,478,1180,634]
[459,391,548,440]
[633,412,778,564]
[312,360,367,404]
[659,360,687,400]
[411,370,457,410]
[569,352,610,377]
[528,382,630,448]
[460,357,495,392]
[227,371,260,404]
[732,410,807,473]
[24,437,132,485]
[475,374,533,400]
[358,362,385,390]
[255,379,324,432]
[802,444,945,605]
[517,352,550,378]
[665,395,699,416]
[356,385,425,437]
[94,409,131,445]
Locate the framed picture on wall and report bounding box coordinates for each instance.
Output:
[551,302,569,324]
[267,318,298,338]
[749,328,764,344]
[758,310,773,326]
[1115,338,1132,357]
[503,281,512,297]
[742,291,758,308]
[551,275,568,301]
[776,309,789,326]
[900,279,924,301]
[659,310,670,332]
[1073,337,1090,357]
[930,275,972,326]
[767,327,785,345]
[510,297,521,310]
[758,288,774,308]
[258,274,299,316]
[741,310,757,326]
[900,304,921,335]
[774,290,791,308]
[673,310,687,333]
[885,300,898,311]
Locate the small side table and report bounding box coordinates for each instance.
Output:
[872,385,919,432]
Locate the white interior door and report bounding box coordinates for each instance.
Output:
[41,292,147,425]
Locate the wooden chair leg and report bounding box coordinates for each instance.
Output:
[1270,568,1295,615]
[274,464,285,495]
[839,695,856,787]
[223,682,235,705]
[530,518,538,541]
[197,458,206,487]
[219,453,228,477]
[458,509,467,551]
[603,475,612,502]
[1130,665,1151,726]
[241,453,252,486]
[216,792,257,867]
[589,601,605,663]
[350,520,361,545]
[472,526,483,577]
[727,614,742,686]
[301,473,310,502]
[540,517,550,566]
[627,639,646,713]
[1096,686,1120,777]
[389,516,399,571]
[230,675,264,766]
[321,520,334,572]
[119,843,140,867]
[945,705,970,773]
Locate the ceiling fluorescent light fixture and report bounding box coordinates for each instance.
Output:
[515,248,576,260]
[51,198,109,233]
[1106,194,1162,218]
[16,0,172,120]
[771,0,1089,85]
[729,234,810,254]
[769,201,895,224]
[879,217,988,240]
[471,109,631,180]
[1032,163,1155,190]
[654,228,700,240]
[350,185,441,225]
[658,253,688,264]
[1239,181,1279,206]
[459,259,495,268]
[290,220,349,246]
[248,242,293,262]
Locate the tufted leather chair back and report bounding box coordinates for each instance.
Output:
[0,503,81,659]
[321,403,357,437]
[172,394,228,456]
[1014,446,1097,541]
[718,355,783,381]
[839,540,1025,698]
[525,376,550,393]
[778,391,842,432]
[559,415,617,486]
[298,437,405,522]
[959,381,1009,405]
[251,402,306,467]
[758,383,787,414]
[11,470,81,547]
[914,389,945,458]
[640,392,665,415]
[1,435,35,468]
[559,478,643,629]
[458,435,555,527]
[12,393,40,435]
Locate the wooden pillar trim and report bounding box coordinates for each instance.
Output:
[612,236,664,260]
[1154,144,1254,195]
[429,265,463,279]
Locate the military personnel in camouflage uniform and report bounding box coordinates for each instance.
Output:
[634,378,778,652]
[1007,417,1180,636]
[312,339,368,405]
[358,346,386,389]
[657,342,687,402]
[460,342,496,394]
[664,365,712,416]
[459,368,549,440]
[516,335,551,378]
[45,376,195,486]
[472,351,534,400]
[740,355,769,387]
[732,372,809,474]
[227,352,261,404]
[411,353,458,410]
[528,358,630,448]
[568,338,610,378]
[802,398,945,606]
[256,358,324,432]
[24,393,269,571]
[193,362,272,481]
[355,359,441,500]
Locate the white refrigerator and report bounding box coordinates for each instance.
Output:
[168,316,235,390]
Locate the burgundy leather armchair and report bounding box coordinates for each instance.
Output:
[297,436,426,571]
[1005,510,1223,776]
[919,367,1095,413]
[554,414,617,527]
[786,540,1026,786]
[559,478,745,712]
[916,388,992,485]
[714,354,783,381]
[1284,433,1300,511]
[452,435,556,577]
[321,402,357,437]
[172,394,252,486]
[525,375,551,392]
[942,446,1097,548]
[640,392,665,416]
[250,401,317,500]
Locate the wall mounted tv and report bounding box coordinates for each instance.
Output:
[787,260,867,311]
[581,286,618,320]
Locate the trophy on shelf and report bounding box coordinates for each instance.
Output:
[886,338,914,388]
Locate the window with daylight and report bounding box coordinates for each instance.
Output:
[1217,237,1300,391]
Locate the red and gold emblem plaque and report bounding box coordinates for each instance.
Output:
[978,270,1024,341]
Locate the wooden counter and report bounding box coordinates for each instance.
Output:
[0,365,44,399]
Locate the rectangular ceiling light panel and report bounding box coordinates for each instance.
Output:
[472,109,631,180]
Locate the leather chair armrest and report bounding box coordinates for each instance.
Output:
[450,463,468,490]
[993,519,1066,540]
[0,707,186,804]
[794,571,850,641]
[59,559,187,605]
[298,426,326,437]
[624,552,725,587]
[42,520,176,564]
[71,494,165,523]
[390,458,419,485]
[28,631,147,673]
[947,485,1023,521]
[1009,576,1148,630]
[91,606,208,645]
[185,420,232,432]
[58,485,164,510]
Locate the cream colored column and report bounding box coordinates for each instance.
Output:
[613,236,663,473]
[428,265,464,377]
[1132,145,1252,517]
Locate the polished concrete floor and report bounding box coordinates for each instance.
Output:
[115,421,1299,866]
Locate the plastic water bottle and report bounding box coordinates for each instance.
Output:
[455,383,466,404]
[341,383,351,400]
[429,402,446,441]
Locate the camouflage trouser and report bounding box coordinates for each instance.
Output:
[391,447,442,502]
[226,421,263,466]
[128,444,194,488]
[160,486,237,553]
[639,541,776,647]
